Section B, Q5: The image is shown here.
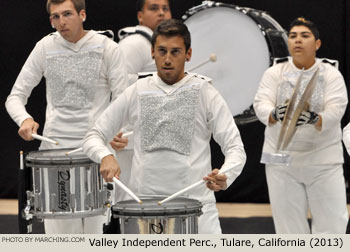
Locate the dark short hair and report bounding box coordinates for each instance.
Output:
[136,0,146,12]
[136,0,170,12]
[289,17,320,40]
[151,19,191,51]
[46,0,86,14]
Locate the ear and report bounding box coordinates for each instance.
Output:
[79,9,86,22]
[151,46,155,59]
[49,16,55,29]
[137,11,143,25]
[185,48,192,62]
[315,39,321,51]
[49,15,54,27]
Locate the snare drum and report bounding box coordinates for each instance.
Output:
[112,197,203,234]
[183,2,289,124]
[25,149,108,219]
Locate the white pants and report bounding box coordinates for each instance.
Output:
[266,163,348,234]
[198,203,222,234]
[44,215,107,234]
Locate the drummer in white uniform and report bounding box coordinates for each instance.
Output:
[254,17,348,233]
[116,0,171,84]
[110,0,172,204]
[83,19,246,234]
[5,0,129,234]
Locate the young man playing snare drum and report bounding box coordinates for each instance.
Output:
[83,19,246,234]
[5,0,129,234]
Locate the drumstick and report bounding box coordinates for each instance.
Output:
[158,163,241,205]
[121,131,134,138]
[32,133,58,145]
[113,177,142,204]
[20,151,24,170]
[158,180,206,205]
[65,132,134,155]
[188,53,217,72]
[65,147,83,155]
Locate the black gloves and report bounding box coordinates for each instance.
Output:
[296,110,320,126]
[271,104,288,122]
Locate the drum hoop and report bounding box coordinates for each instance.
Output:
[113,212,202,219]
[33,208,106,219]
[25,149,94,167]
[112,197,203,216]
[244,10,289,65]
[182,2,238,21]
[26,163,96,168]
[182,2,289,66]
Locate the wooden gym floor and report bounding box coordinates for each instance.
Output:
[1,199,349,218]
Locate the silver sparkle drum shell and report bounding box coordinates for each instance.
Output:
[112,197,203,234]
[25,149,107,219]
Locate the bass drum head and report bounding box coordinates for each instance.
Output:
[184,4,288,124]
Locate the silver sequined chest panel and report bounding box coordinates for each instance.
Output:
[139,85,200,155]
[277,65,325,113]
[46,49,103,109]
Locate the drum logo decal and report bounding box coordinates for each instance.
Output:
[57,170,70,211]
[150,222,164,234]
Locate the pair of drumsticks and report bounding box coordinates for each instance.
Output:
[24,54,219,206]
[113,163,241,206]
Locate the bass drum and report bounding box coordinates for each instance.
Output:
[183,2,289,125]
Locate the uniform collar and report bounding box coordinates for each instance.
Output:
[55,30,95,52]
[288,56,321,73]
[152,72,195,94]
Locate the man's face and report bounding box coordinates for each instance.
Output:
[288,25,320,60]
[137,0,171,31]
[49,0,86,43]
[152,35,192,85]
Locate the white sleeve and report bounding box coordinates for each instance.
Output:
[5,41,45,126]
[318,69,348,131]
[83,92,129,163]
[119,35,150,84]
[343,123,350,155]
[253,67,280,125]
[104,40,130,102]
[207,85,247,187]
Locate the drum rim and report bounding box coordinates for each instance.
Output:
[25,148,94,166]
[182,2,289,61]
[33,208,106,219]
[112,197,203,216]
[182,1,238,20]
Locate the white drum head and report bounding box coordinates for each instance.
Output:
[185,7,270,116]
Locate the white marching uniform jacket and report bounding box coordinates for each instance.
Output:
[118,25,156,85]
[6,30,129,150]
[254,57,348,165]
[5,30,129,234]
[83,73,246,205]
[342,123,350,154]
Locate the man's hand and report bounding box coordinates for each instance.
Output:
[18,118,39,141]
[100,155,121,182]
[203,168,227,192]
[297,110,320,126]
[109,132,129,151]
[270,104,288,123]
